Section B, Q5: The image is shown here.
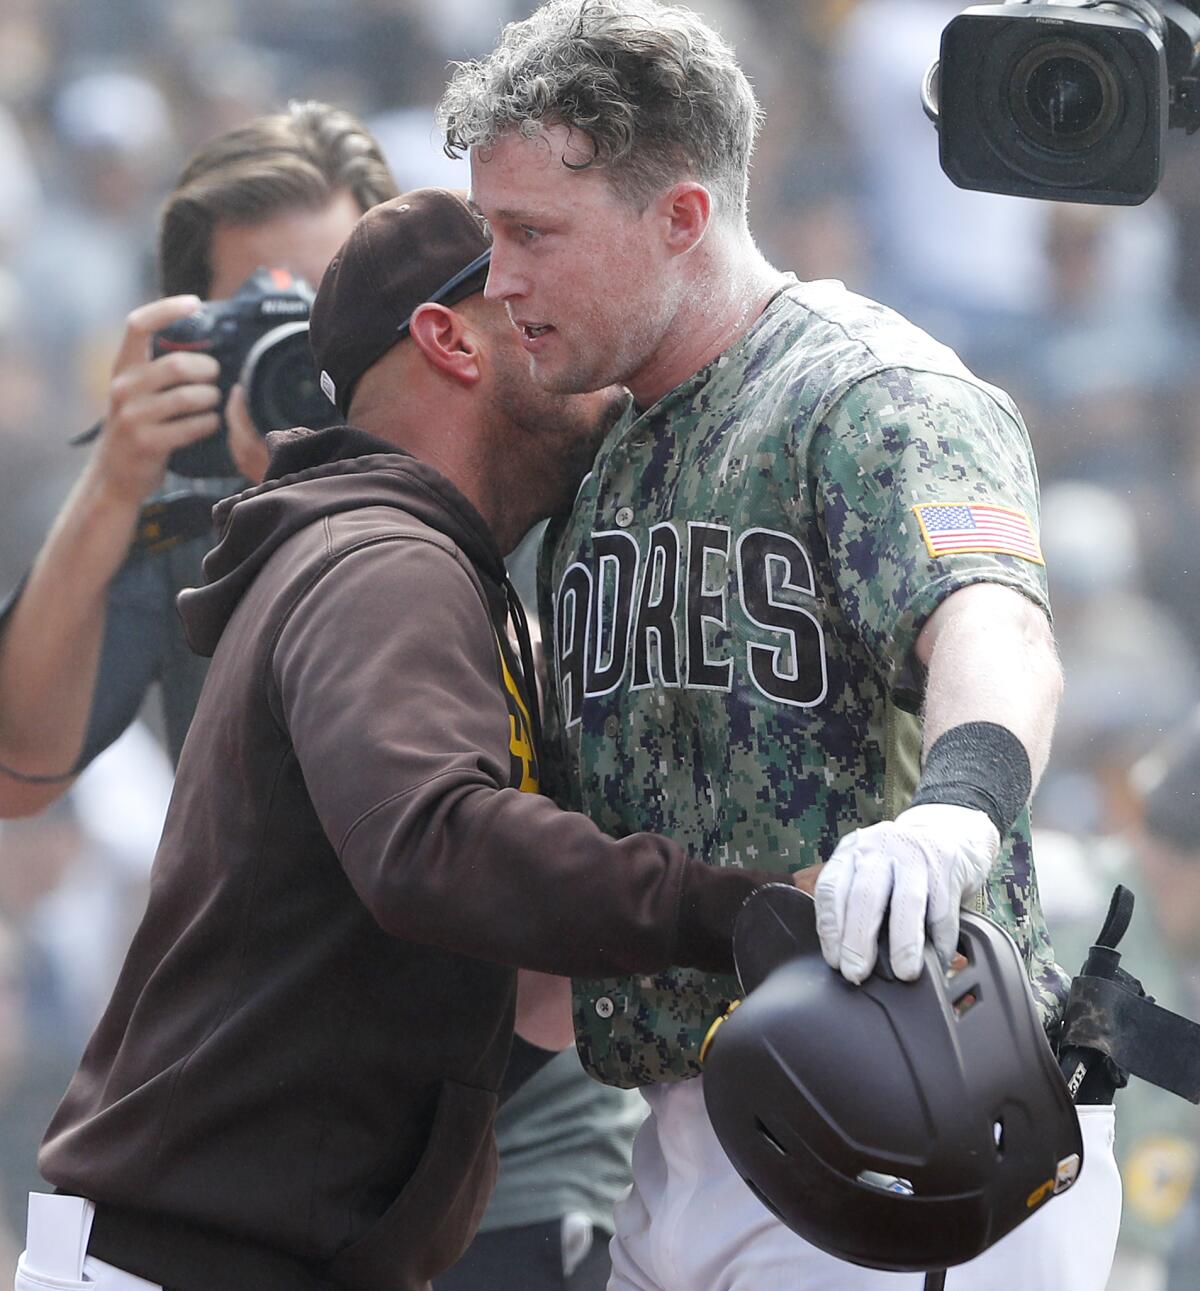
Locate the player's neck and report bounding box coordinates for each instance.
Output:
[626,253,788,409]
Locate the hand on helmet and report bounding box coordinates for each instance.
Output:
[814,803,1000,984]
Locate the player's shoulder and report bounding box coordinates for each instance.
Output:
[767,279,1016,418]
[776,278,945,349]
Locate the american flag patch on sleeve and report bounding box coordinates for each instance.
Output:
[912,502,1044,565]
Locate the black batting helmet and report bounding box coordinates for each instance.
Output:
[701,885,1082,1272]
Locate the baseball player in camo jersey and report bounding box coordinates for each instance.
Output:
[441,2,1123,1289]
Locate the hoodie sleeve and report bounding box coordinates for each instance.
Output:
[273,532,764,976]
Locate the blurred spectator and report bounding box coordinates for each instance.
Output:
[0,722,170,1277]
[0,1,53,111]
[1160,131,1200,329]
[1140,378,1200,661]
[27,721,172,1043]
[0,106,40,253]
[370,104,470,192]
[0,920,23,1278]
[1035,481,1200,836]
[1039,710,1200,1291]
[19,70,171,411]
[1016,203,1197,496]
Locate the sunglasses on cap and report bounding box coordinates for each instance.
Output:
[396,248,493,339]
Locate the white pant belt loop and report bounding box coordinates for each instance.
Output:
[15,1193,162,1291]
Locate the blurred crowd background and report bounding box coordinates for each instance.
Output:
[0,0,1197,1287]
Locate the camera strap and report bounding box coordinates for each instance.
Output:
[131,491,224,556]
[69,419,103,447]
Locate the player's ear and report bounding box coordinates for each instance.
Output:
[407,303,483,385]
[654,181,712,259]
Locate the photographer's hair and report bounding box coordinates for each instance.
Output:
[159,101,397,298]
[438,0,762,224]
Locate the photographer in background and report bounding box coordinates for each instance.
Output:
[0,101,394,816]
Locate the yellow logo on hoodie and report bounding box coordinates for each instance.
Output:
[496,636,540,793]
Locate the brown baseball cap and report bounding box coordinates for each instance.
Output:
[309,187,491,416]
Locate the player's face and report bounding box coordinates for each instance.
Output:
[471,126,680,401]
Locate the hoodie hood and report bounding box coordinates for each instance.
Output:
[179,425,507,658]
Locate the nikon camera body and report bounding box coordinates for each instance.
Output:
[152,266,338,477]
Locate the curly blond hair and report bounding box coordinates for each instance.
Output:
[438,0,762,221]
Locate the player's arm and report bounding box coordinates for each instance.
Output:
[916,580,1060,783]
[810,370,1056,983]
[815,588,1060,985]
[509,860,815,1049]
[275,537,810,978]
[513,969,574,1051]
[816,585,1060,983]
[0,297,221,815]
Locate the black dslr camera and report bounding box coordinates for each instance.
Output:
[924,0,1200,204]
[152,266,338,477]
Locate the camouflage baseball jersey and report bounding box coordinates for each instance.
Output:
[538,278,1070,1088]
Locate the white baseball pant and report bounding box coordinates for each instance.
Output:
[607,1077,1120,1291]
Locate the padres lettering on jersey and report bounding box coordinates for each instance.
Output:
[554,524,828,725]
[543,279,1068,1088]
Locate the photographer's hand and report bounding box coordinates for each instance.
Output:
[226,383,270,483]
[0,296,221,814]
[95,296,223,503]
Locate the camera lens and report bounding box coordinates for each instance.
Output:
[1026,57,1105,136]
[241,323,339,436]
[1010,40,1121,152]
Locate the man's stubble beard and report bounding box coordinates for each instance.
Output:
[492,346,629,519]
[529,387,628,518]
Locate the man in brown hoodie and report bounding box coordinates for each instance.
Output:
[17,190,809,1291]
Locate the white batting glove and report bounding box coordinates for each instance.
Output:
[814,803,1000,984]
